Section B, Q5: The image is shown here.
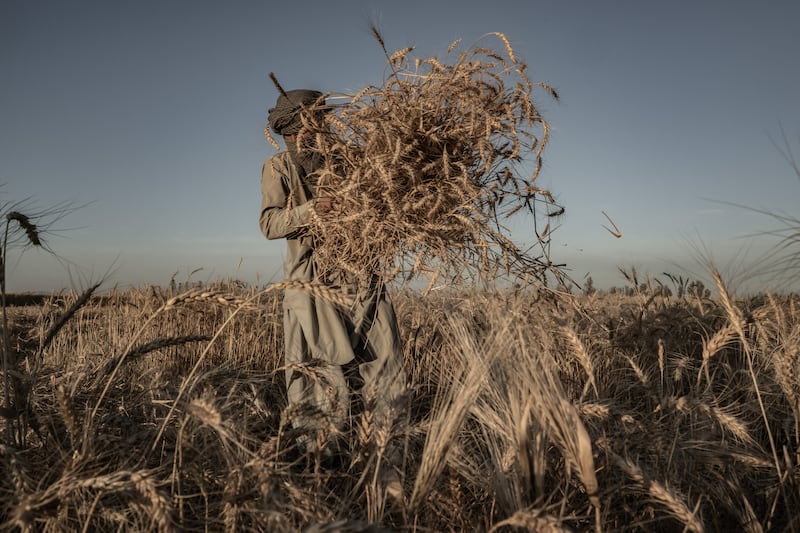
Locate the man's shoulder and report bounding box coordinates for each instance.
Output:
[265,150,291,166]
[263,151,294,177]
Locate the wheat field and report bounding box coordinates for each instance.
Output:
[3,24,798,533]
[1,272,798,532]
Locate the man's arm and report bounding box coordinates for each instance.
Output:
[259,157,313,240]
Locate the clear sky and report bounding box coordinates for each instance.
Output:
[2,0,799,293]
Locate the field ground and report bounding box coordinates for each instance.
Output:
[1,277,799,532]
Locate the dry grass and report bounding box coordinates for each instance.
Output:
[1,276,799,531]
[272,31,565,289]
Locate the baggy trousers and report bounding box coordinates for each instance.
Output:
[282,284,406,442]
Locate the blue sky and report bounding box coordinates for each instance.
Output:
[2,0,799,292]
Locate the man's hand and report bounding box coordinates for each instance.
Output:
[314,196,335,215]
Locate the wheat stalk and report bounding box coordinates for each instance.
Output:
[610,452,705,533]
[278,31,565,288]
[489,510,574,533]
[39,283,102,355]
[668,395,756,447]
[125,335,211,359]
[55,384,79,447]
[711,269,784,484]
[5,212,41,246]
[697,321,739,386]
[562,326,598,398]
[129,471,174,532]
[164,288,258,310]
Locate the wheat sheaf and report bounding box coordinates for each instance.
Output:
[272,31,566,289]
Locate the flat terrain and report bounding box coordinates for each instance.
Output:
[1,280,798,532]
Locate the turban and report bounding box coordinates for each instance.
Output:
[268,89,325,136]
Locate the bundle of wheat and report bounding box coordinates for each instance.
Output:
[270,31,565,289]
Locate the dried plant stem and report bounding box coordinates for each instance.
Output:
[94,335,212,386]
[6,212,41,246]
[711,268,788,524]
[0,215,25,445]
[562,326,598,398]
[147,281,348,456]
[4,266,800,530]
[1,219,11,444]
[611,452,704,533]
[409,325,489,510]
[2,208,52,446]
[697,321,738,387]
[40,283,102,355]
[286,31,565,287]
[712,271,779,457]
[489,510,573,533]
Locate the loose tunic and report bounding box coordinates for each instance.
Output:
[260,151,405,429]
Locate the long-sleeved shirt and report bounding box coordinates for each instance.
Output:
[260,151,315,282]
[259,150,405,428]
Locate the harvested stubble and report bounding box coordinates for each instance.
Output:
[274,31,565,288]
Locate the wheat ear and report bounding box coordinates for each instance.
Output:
[6,211,41,246]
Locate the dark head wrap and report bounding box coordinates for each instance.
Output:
[268,89,324,137]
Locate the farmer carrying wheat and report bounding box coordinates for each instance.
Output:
[260,89,406,474]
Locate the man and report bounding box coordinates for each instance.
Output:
[259,89,406,467]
